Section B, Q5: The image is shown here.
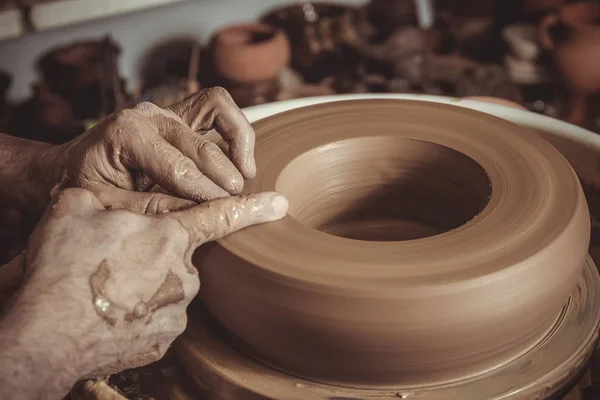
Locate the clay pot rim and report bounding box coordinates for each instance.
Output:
[200,95,591,388]
[242,94,597,145]
[235,94,598,291]
[188,96,600,398]
[222,98,587,294]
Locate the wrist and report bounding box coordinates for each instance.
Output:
[28,142,68,212]
[0,134,67,213]
[0,290,79,399]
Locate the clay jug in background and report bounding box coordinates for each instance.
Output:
[539,1,600,127]
[261,3,360,82]
[211,23,291,85]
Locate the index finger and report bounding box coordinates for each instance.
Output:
[163,191,288,247]
[167,87,256,179]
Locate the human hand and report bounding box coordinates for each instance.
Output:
[55,87,256,213]
[0,188,287,399]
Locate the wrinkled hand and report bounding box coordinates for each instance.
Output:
[6,187,286,384]
[55,87,256,213]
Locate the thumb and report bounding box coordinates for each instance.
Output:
[92,186,197,214]
[165,191,288,247]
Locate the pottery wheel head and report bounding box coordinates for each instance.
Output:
[194,100,590,388]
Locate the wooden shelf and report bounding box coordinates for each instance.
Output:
[0,0,188,41]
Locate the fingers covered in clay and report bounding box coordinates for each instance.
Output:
[133,100,245,196]
[57,88,252,213]
[92,186,196,214]
[15,187,287,382]
[167,191,289,246]
[13,188,214,382]
[166,87,257,179]
[159,125,244,195]
[119,116,229,202]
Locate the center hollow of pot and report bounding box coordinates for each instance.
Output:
[276,136,491,241]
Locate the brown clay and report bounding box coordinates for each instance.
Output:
[180,256,600,398]
[194,100,590,388]
[211,23,290,84]
[539,1,600,127]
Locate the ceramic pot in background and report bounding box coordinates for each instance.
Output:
[262,3,361,82]
[36,37,130,121]
[210,23,291,84]
[539,1,600,127]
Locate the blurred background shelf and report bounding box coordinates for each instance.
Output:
[0,0,366,102]
[0,0,189,41]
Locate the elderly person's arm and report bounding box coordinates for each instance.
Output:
[0,135,65,212]
[0,188,287,400]
[0,87,256,214]
[0,88,282,399]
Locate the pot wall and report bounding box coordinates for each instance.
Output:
[241,94,600,260]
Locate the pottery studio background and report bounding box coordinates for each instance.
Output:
[0,0,599,258]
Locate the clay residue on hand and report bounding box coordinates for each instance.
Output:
[91,261,185,325]
[146,271,185,310]
[89,259,117,326]
[124,270,185,323]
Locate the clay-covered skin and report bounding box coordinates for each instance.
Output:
[0,188,287,400]
[197,100,590,388]
[0,87,256,214]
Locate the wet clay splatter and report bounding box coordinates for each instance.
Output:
[89,259,118,326]
[90,260,185,325]
[124,271,185,323]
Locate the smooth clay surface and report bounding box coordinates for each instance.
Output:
[192,100,591,388]
[179,258,600,399]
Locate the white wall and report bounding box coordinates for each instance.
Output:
[0,0,367,102]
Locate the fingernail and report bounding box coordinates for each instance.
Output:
[270,194,289,219]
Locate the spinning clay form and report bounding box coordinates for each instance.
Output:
[193,100,591,389]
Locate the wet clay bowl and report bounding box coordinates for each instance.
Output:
[194,99,590,388]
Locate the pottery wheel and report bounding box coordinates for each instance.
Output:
[179,100,598,397]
